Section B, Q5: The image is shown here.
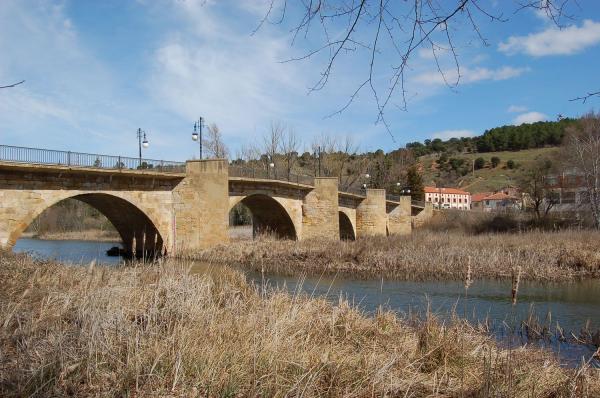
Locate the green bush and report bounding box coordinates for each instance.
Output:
[474,157,485,170]
[491,156,500,168]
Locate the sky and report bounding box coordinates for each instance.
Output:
[1,0,600,161]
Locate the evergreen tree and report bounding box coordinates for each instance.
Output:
[406,165,424,201]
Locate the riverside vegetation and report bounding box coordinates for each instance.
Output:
[198,229,600,282]
[1,251,599,397]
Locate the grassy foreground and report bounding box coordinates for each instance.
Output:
[199,230,600,282]
[1,252,599,396]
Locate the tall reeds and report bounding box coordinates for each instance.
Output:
[198,229,600,282]
[1,251,598,397]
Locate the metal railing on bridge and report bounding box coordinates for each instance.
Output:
[228,165,315,186]
[0,145,186,174]
[411,199,426,208]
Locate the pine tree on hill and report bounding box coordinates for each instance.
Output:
[406,166,424,201]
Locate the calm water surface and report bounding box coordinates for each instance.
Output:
[14,238,123,265]
[13,238,600,367]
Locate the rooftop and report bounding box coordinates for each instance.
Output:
[424,186,470,195]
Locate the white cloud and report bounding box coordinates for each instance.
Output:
[414,66,529,86]
[417,47,437,60]
[507,105,528,113]
[499,20,600,56]
[148,2,314,141]
[513,111,547,125]
[431,129,476,140]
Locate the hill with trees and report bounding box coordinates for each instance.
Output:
[406,118,578,157]
[221,119,579,197]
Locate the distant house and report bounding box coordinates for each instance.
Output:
[424,186,471,210]
[471,190,521,212]
[544,170,590,211]
[471,192,492,211]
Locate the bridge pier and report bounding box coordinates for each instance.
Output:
[172,159,229,254]
[387,196,412,236]
[356,189,387,237]
[301,177,340,240]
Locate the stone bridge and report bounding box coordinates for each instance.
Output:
[0,157,429,257]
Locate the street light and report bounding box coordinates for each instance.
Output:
[192,117,204,159]
[137,128,149,163]
[267,155,275,178]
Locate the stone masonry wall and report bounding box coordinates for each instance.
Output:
[301,177,339,240]
[172,160,229,253]
[387,196,412,235]
[356,189,387,237]
[0,166,176,252]
[412,202,434,228]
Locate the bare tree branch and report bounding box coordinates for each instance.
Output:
[0,80,25,89]
[569,91,600,104]
[253,0,576,139]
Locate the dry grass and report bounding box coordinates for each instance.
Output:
[200,230,600,282]
[1,251,598,397]
[21,229,121,242]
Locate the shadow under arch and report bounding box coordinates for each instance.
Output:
[23,193,164,259]
[237,194,297,240]
[339,211,355,240]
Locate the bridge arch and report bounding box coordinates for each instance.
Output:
[9,192,166,258]
[339,210,356,240]
[229,194,297,240]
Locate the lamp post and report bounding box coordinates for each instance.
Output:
[269,159,275,179]
[313,146,322,177]
[362,173,370,191]
[137,128,149,164]
[192,117,204,160]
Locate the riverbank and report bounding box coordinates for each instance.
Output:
[199,230,600,282]
[1,251,598,396]
[21,229,120,242]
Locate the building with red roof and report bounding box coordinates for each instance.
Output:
[424,186,471,210]
[471,190,521,212]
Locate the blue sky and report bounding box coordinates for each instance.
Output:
[1,0,600,161]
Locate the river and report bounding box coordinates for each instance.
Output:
[13,237,600,367]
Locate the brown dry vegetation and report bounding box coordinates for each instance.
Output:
[1,251,598,397]
[21,229,120,242]
[199,230,600,282]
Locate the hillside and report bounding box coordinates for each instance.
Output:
[418,147,559,193]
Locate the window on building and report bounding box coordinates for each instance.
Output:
[545,176,558,186]
[453,198,456,203]
[561,191,576,204]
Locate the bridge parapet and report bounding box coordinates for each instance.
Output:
[229,165,314,185]
[0,144,185,174]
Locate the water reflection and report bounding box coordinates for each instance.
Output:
[240,268,600,367]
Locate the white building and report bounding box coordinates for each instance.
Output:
[424,186,471,210]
